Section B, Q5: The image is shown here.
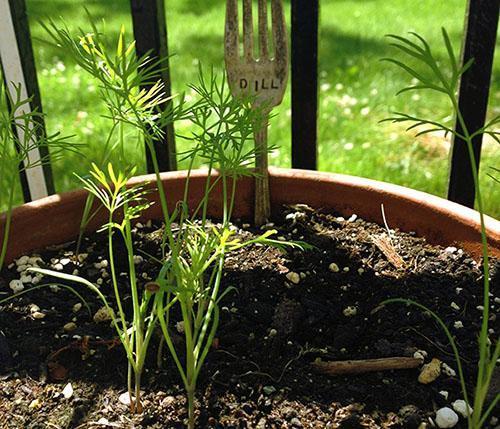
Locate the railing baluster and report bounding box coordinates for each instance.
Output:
[447,0,499,207]
[0,0,54,201]
[130,0,177,172]
[291,0,319,170]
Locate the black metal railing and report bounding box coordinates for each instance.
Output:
[1,0,498,209]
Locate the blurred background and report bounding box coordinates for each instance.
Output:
[8,0,500,216]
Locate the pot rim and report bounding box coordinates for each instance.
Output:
[1,167,498,263]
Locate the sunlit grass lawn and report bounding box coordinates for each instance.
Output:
[18,0,500,217]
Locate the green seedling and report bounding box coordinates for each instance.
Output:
[38,17,310,426]
[382,28,499,428]
[0,80,75,271]
[31,163,158,413]
[41,16,185,254]
[151,69,309,429]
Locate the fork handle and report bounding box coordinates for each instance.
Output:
[254,114,270,226]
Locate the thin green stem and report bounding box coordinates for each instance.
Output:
[108,216,129,339]
[187,386,195,429]
[155,294,188,385]
[452,100,492,428]
[0,177,16,271]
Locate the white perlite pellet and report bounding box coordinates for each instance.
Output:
[16,256,30,266]
[329,263,340,273]
[343,306,357,317]
[442,362,456,377]
[435,407,458,428]
[286,272,300,284]
[452,400,473,418]
[439,391,449,400]
[9,279,24,293]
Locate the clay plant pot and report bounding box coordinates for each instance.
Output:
[1,168,499,264]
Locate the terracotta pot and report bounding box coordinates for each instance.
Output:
[1,168,499,264]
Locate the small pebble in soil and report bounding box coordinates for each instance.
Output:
[29,399,41,409]
[256,418,267,429]
[413,350,427,361]
[435,407,459,428]
[263,385,276,395]
[133,255,143,264]
[32,311,46,320]
[119,392,132,406]
[29,304,40,313]
[413,350,425,362]
[439,391,449,400]
[441,362,456,377]
[16,264,27,273]
[161,396,175,407]
[77,253,88,263]
[63,322,77,333]
[343,306,358,317]
[329,263,340,273]
[347,214,357,222]
[444,246,457,254]
[176,321,185,334]
[418,358,441,384]
[451,399,472,418]
[29,256,42,265]
[286,272,301,284]
[62,382,73,399]
[9,279,24,293]
[16,255,30,266]
[94,260,108,269]
[357,268,364,275]
[72,303,82,313]
[93,306,113,323]
[450,302,460,310]
[453,321,463,329]
[343,266,350,272]
[20,274,32,284]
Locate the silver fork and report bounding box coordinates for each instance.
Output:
[224,0,288,226]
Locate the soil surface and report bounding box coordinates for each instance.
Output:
[0,205,498,428]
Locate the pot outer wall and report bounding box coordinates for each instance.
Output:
[0,168,499,264]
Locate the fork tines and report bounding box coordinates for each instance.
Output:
[225,0,287,64]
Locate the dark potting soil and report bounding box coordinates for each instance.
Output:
[0,205,498,429]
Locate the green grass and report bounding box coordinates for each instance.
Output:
[5,0,500,217]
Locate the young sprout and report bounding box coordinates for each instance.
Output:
[41,16,185,254]
[153,69,309,429]
[40,18,310,426]
[31,163,157,414]
[382,28,499,428]
[0,80,75,271]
